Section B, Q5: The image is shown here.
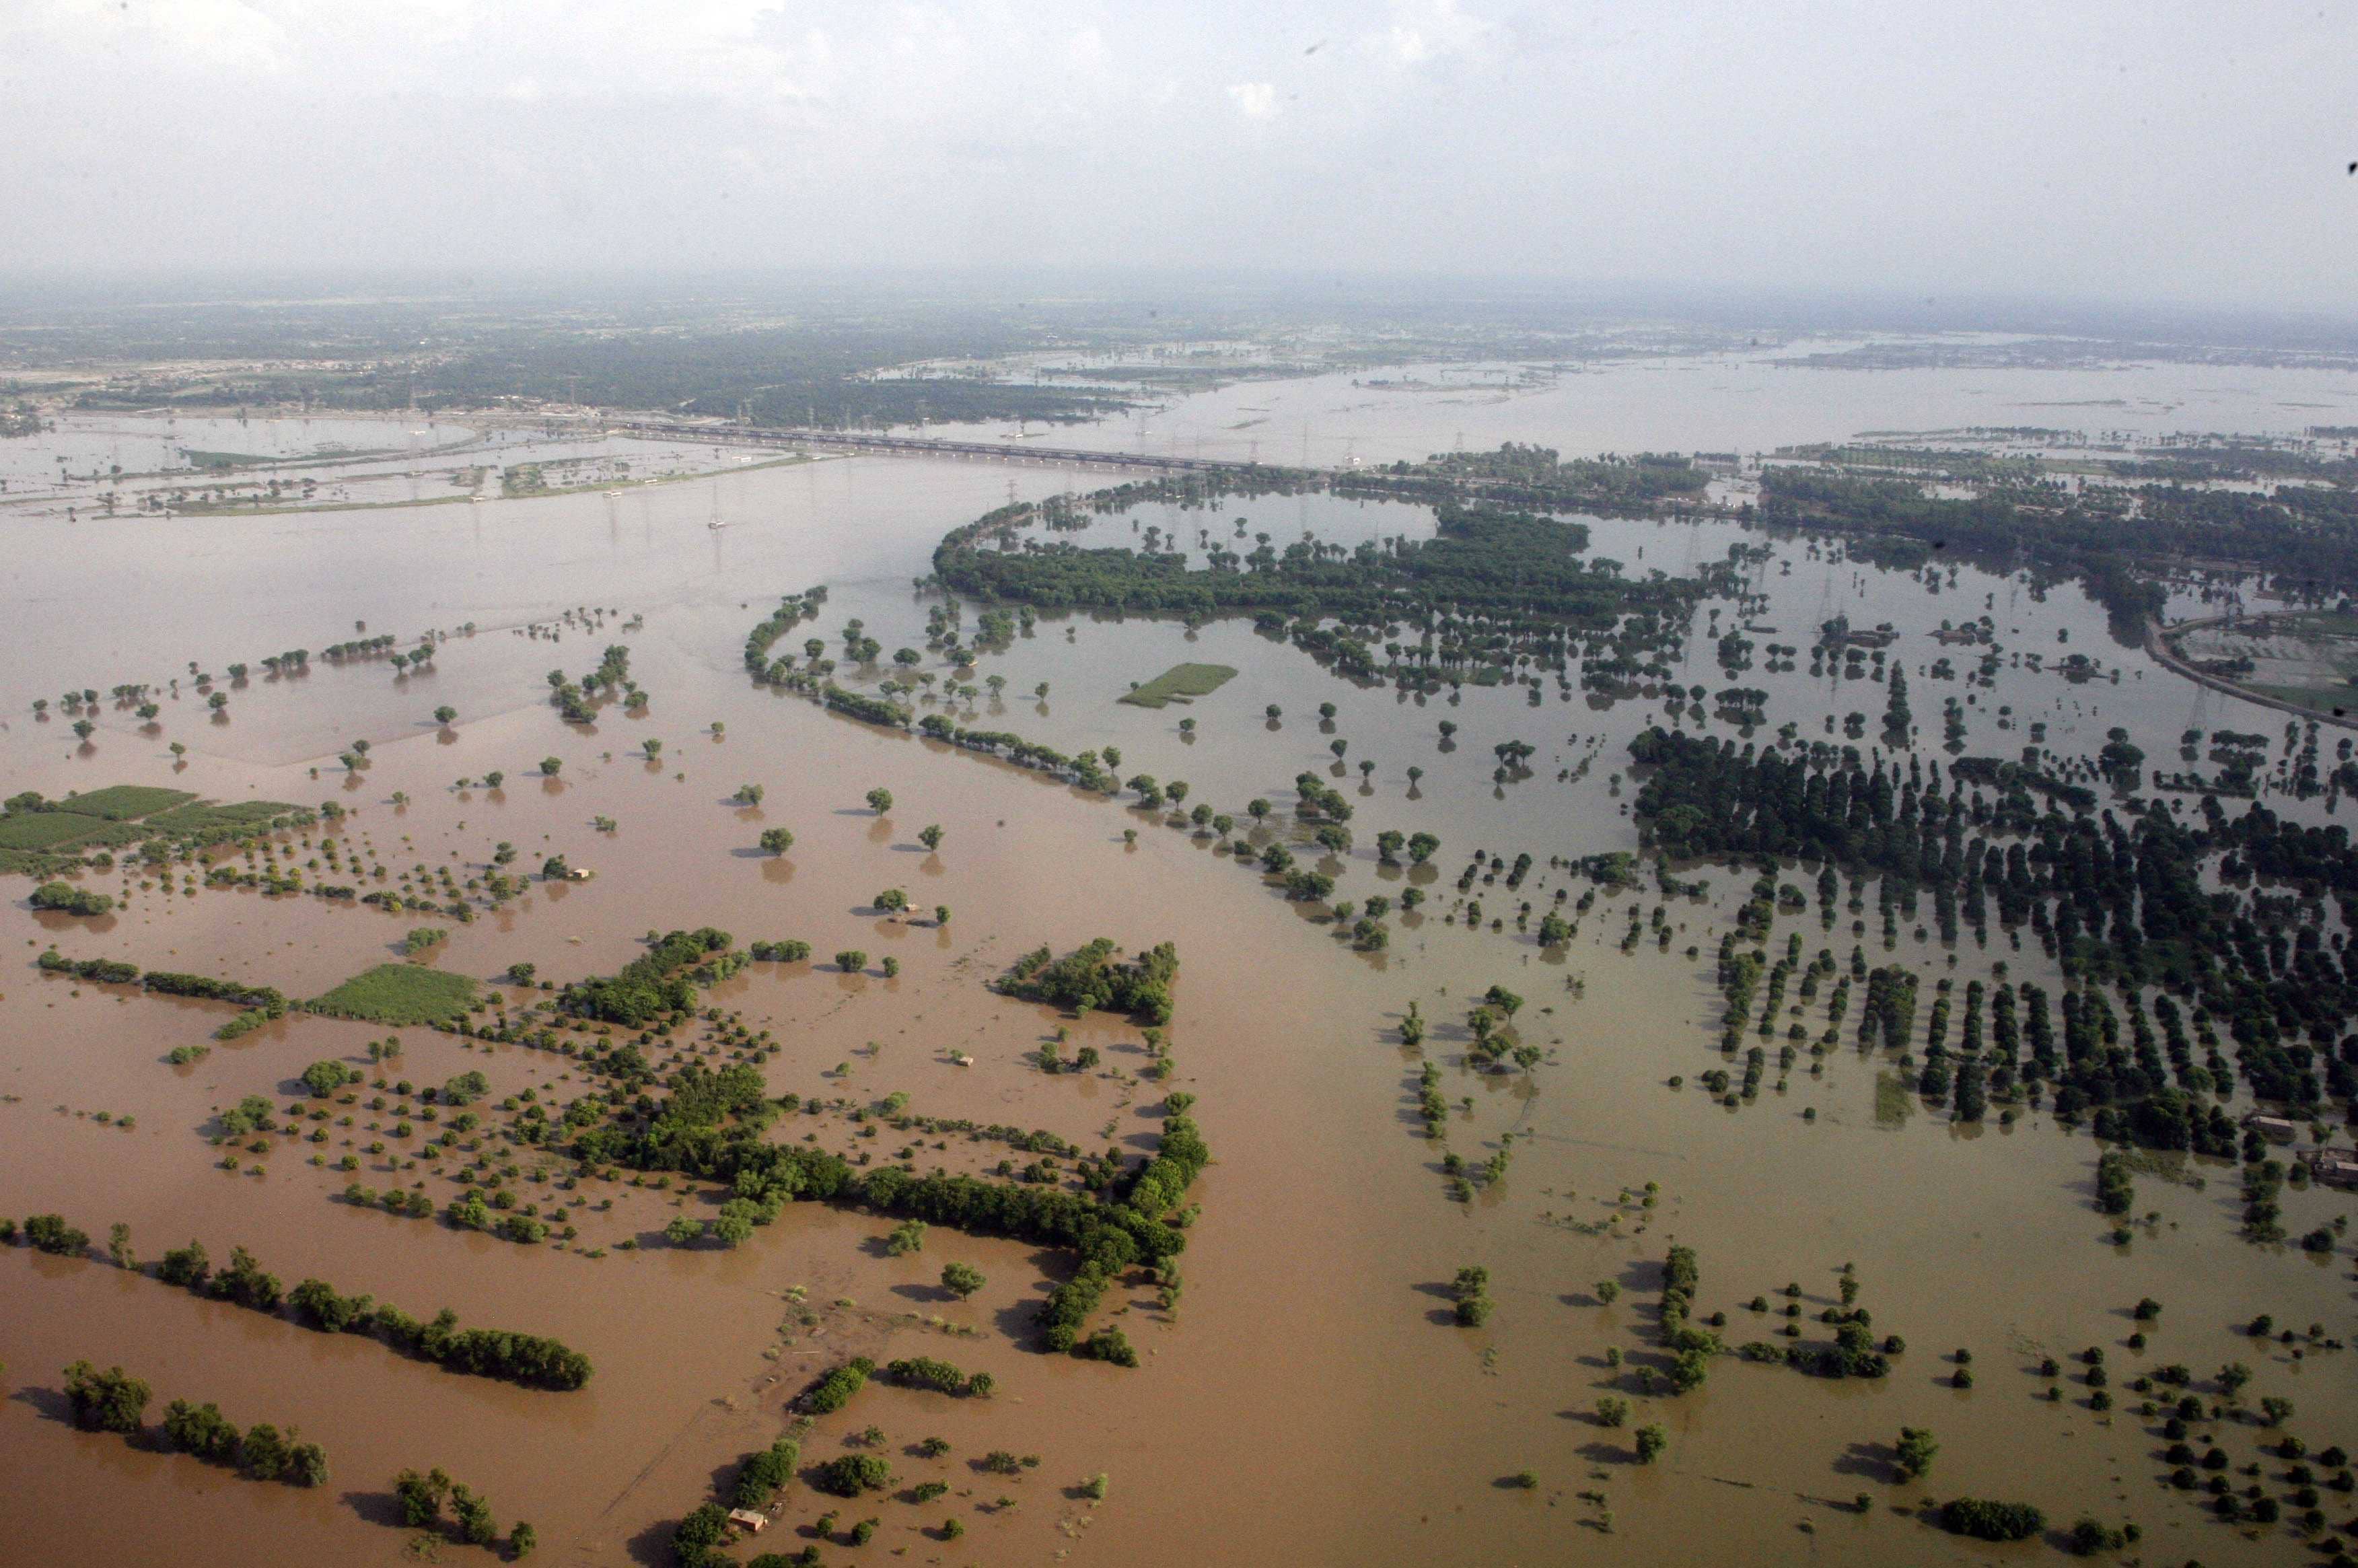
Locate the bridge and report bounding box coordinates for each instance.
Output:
[608,418,1279,476]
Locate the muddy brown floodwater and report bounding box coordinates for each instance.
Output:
[3,378,2357,1568]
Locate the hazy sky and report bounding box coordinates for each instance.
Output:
[5,0,2352,311]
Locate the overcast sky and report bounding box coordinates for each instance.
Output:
[4,0,2352,312]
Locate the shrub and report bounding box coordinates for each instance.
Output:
[1938,1499,2044,1542]
[1077,1328,1137,1367]
[813,1454,893,1497]
[23,1213,89,1256]
[734,1438,801,1507]
[806,1358,875,1415]
[63,1361,149,1433]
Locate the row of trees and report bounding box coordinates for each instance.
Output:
[63,1361,328,1485]
[142,1237,592,1389]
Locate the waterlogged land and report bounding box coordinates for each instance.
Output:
[3,355,2358,1568]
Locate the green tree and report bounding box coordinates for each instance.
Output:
[63,1361,149,1433]
[919,824,944,852]
[1895,1426,1937,1481]
[240,1422,289,1481]
[289,1441,330,1487]
[941,1262,985,1299]
[453,1483,498,1545]
[1635,1424,1668,1464]
[865,787,894,814]
[540,756,561,777]
[759,827,794,855]
[434,707,457,725]
[301,1060,357,1097]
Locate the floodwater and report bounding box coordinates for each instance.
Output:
[3,351,2356,1568]
[916,336,2358,468]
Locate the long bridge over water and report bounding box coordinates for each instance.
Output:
[608,418,1275,476]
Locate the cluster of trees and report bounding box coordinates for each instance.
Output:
[805,1358,874,1415]
[882,1357,996,1398]
[936,485,1722,697]
[734,1435,800,1507]
[560,926,732,1025]
[813,1453,894,1498]
[997,938,1178,1025]
[1655,1245,1717,1394]
[747,939,812,962]
[545,643,638,724]
[158,1398,328,1485]
[559,993,1207,1355]
[30,880,113,915]
[820,684,912,729]
[63,1361,328,1484]
[1357,443,1710,508]
[34,950,139,983]
[741,589,826,676]
[1631,725,2358,1143]
[137,968,289,1034]
[148,1238,591,1389]
[1448,1265,1495,1326]
[1937,1497,2045,1542]
[394,1466,530,1556]
[1762,461,2358,629]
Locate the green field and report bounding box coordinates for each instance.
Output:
[310,964,479,1026]
[143,799,299,834]
[0,788,301,878]
[0,812,104,850]
[2254,684,2357,716]
[1118,663,1239,709]
[50,785,197,820]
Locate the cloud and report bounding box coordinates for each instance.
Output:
[1371,0,1490,70]
[1227,81,1277,119]
[0,0,2347,312]
[12,0,291,74]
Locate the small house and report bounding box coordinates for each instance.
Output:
[727,1509,767,1534]
[2314,1156,2358,1190]
[2244,1114,2299,1145]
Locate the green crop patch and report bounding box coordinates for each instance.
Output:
[143,799,300,834]
[1118,663,1238,709]
[0,812,104,851]
[50,786,198,821]
[310,964,480,1026]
